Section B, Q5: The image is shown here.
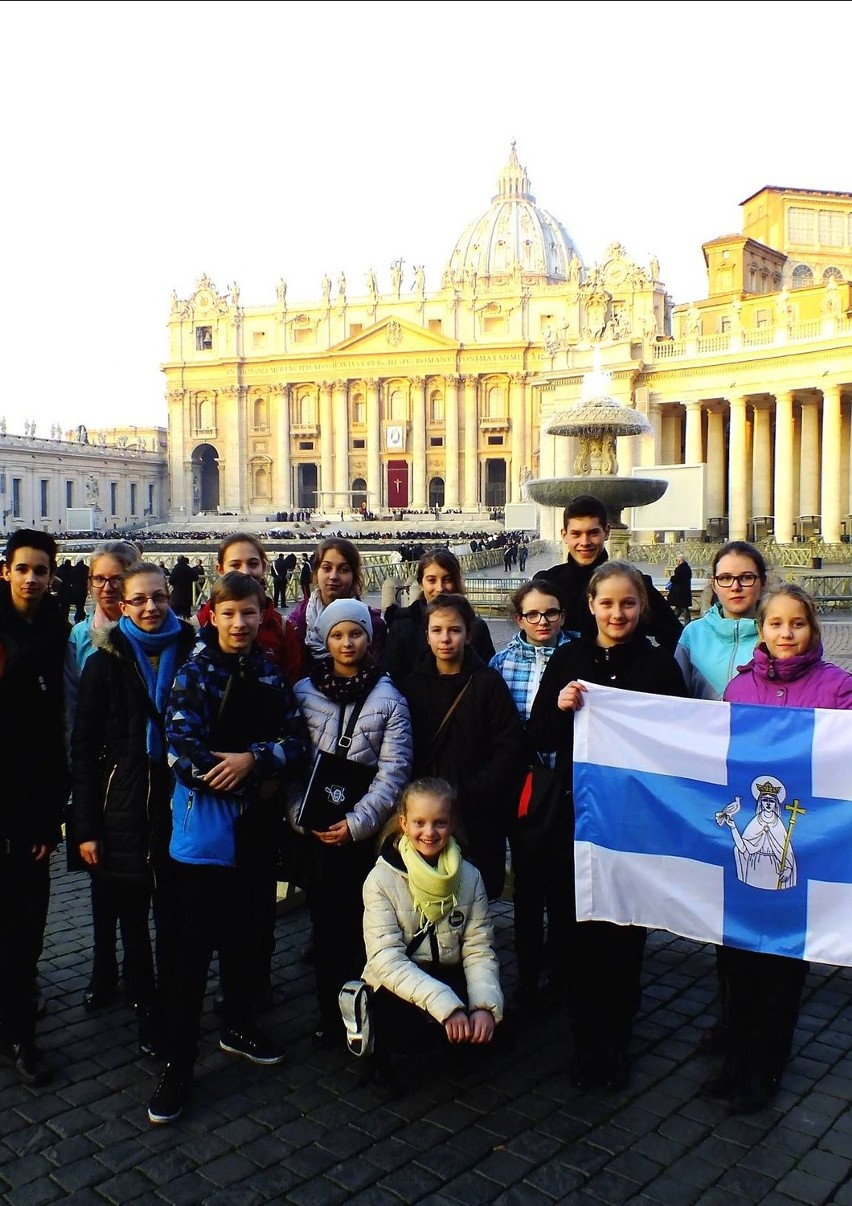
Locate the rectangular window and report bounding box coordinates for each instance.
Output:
[298,441,314,451]
[487,435,504,446]
[148,483,155,514]
[348,324,362,337]
[130,483,137,514]
[110,482,117,514]
[66,480,73,507]
[353,439,366,449]
[40,479,49,517]
[252,330,267,348]
[788,207,815,244]
[756,309,770,328]
[12,478,22,517]
[818,209,844,247]
[293,328,314,345]
[430,437,444,447]
[719,317,731,333]
[428,319,442,333]
[195,325,213,350]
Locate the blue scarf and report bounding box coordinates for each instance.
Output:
[118,611,183,759]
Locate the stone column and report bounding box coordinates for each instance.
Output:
[410,376,427,508]
[706,408,726,521]
[332,380,349,507]
[751,404,772,519]
[684,400,703,464]
[727,395,749,540]
[367,379,381,511]
[773,391,795,544]
[799,397,820,519]
[509,373,526,501]
[319,381,333,512]
[273,384,292,510]
[821,383,842,542]
[639,403,662,468]
[463,375,478,510]
[444,375,460,508]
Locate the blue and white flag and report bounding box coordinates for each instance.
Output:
[573,682,852,966]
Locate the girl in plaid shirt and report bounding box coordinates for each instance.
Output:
[490,582,572,1014]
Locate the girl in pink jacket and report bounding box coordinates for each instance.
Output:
[709,585,852,1113]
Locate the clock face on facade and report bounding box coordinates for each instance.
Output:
[387,425,403,448]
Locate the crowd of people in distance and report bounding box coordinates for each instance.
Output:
[1,492,849,1125]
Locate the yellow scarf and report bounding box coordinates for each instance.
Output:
[399,835,462,926]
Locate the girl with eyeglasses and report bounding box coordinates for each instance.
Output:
[490,581,572,1013]
[71,563,196,1056]
[674,540,767,1064]
[675,541,767,701]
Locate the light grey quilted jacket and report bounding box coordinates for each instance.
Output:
[291,675,412,842]
[361,849,503,1024]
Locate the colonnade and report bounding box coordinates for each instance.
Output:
[655,382,851,542]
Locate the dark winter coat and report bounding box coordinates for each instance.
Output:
[403,648,526,897]
[527,631,688,782]
[0,583,70,845]
[71,620,196,883]
[535,549,682,651]
[382,595,495,688]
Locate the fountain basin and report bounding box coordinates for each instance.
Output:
[527,476,668,526]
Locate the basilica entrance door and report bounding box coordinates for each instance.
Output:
[387,460,409,508]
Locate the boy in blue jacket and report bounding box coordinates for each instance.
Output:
[148,573,306,1125]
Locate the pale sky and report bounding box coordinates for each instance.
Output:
[1,0,847,436]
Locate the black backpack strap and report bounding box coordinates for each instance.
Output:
[335,696,368,756]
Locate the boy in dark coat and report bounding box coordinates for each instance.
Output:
[0,530,70,1085]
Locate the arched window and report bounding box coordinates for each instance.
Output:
[486,384,505,417]
[197,394,212,431]
[352,478,367,509]
[823,266,844,283]
[389,387,407,420]
[253,396,267,429]
[429,390,444,423]
[253,465,270,498]
[791,264,814,289]
[351,393,365,425]
[428,477,445,508]
[299,392,317,425]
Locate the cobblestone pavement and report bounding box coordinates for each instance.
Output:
[6,860,852,1204]
[4,574,852,1204]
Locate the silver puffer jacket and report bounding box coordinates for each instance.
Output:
[290,674,412,842]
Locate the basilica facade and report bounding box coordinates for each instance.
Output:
[164,150,852,546]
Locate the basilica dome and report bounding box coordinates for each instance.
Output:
[445,144,581,285]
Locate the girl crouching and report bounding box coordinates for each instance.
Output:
[360,778,503,1075]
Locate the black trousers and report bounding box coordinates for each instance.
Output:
[0,841,51,1045]
[164,863,254,1067]
[306,839,376,1032]
[569,920,647,1054]
[724,946,807,1080]
[372,963,467,1056]
[88,874,155,1006]
[510,837,574,991]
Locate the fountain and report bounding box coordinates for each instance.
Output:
[527,351,668,556]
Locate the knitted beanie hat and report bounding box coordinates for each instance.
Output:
[316,597,373,645]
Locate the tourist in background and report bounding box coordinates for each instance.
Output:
[666,555,693,624]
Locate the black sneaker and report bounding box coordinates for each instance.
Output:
[0,1038,53,1087]
[148,1062,192,1124]
[219,1025,285,1065]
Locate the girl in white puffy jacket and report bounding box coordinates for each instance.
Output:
[361,777,503,1063]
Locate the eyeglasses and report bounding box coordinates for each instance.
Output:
[713,573,760,588]
[91,574,123,589]
[124,592,170,607]
[520,608,563,623]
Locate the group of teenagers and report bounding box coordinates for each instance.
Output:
[0,494,848,1129]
